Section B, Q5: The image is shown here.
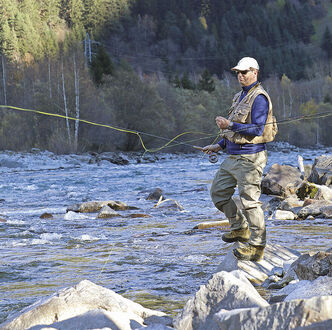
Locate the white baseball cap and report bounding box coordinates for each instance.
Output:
[231,57,259,71]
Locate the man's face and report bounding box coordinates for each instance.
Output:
[236,69,258,87]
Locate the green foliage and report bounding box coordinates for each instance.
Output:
[180,72,195,90]
[197,69,215,93]
[321,26,332,60]
[90,46,114,85]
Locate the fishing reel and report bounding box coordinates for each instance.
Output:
[193,146,219,163]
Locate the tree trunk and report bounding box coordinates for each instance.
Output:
[48,59,52,99]
[73,54,80,152]
[1,55,7,105]
[61,60,72,149]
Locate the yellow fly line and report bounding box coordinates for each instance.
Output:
[1,104,331,154]
[0,105,212,153]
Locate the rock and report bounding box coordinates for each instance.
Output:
[153,198,184,211]
[193,220,230,230]
[288,251,332,280]
[268,279,308,303]
[146,188,164,201]
[64,211,89,220]
[320,205,332,218]
[279,196,304,211]
[144,315,174,327]
[214,295,332,330]
[0,280,166,330]
[126,213,152,218]
[284,276,332,301]
[0,217,7,223]
[174,270,268,330]
[97,205,121,218]
[262,195,283,214]
[273,210,297,220]
[216,243,300,285]
[308,155,332,186]
[40,213,53,219]
[296,182,332,201]
[99,152,130,165]
[296,318,332,329]
[297,200,332,219]
[67,200,132,213]
[261,164,303,197]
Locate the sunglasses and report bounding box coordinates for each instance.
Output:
[236,70,251,75]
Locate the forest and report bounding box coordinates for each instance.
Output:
[0,0,331,153]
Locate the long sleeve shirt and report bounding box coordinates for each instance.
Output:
[218,81,269,155]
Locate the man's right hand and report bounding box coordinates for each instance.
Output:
[202,144,221,154]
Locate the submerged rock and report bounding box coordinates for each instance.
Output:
[146,188,164,201]
[0,280,166,330]
[67,200,133,213]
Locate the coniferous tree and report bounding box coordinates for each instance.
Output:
[321,26,332,60]
[90,46,114,85]
[198,69,215,92]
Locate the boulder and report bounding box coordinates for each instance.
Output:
[268,280,310,303]
[308,155,332,186]
[297,200,332,219]
[284,276,332,301]
[67,200,132,213]
[0,280,166,330]
[216,243,300,285]
[261,164,303,197]
[174,270,268,330]
[214,295,332,330]
[97,205,121,218]
[296,182,332,201]
[287,251,332,281]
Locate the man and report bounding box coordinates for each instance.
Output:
[203,57,277,261]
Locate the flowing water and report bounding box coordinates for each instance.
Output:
[0,144,331,323]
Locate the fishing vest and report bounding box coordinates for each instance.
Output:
[220,83,278,144]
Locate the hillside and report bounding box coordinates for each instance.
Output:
[0,0,331,152]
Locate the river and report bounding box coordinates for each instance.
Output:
[0,143,331,323]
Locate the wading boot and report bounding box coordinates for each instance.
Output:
[233,244,264,262]
[222,226,250,243]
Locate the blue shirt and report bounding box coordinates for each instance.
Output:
[218,81,269,155]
